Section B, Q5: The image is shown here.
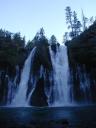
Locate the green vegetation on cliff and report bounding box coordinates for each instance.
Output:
[0,29,26,69]
[67,22,96,65]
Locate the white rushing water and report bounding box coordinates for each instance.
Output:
[11,47,36,107]
[49,45,70,106]
[7,44,91,107]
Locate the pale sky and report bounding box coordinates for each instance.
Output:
[0,0,96,43]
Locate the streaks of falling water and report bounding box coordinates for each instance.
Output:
[11,47,36,107]
[49,45,70,106]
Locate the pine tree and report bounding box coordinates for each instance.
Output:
[65,6,74,38]
[81,10,88,31]
[73,11,82,36]
[49,35,57,45]
[63,32,68,44]
[65,6,82,39]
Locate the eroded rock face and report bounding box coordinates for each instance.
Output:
[27,42,53,106]
[30,77,48,106]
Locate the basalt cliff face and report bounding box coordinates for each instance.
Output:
[27,42,53,106]
[67,23,96,102]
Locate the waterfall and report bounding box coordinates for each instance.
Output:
[7,65,19,104]
[77,66,92,102]
[11,47,36,106]
[8,44,93,107]
[49,45,70,106]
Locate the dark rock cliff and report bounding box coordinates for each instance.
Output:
[66,22,96,102]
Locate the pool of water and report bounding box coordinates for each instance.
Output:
[0,105,96,128]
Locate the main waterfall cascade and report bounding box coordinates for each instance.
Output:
[10,45,70,107]
[11,47,36,106]
[49,46,70,106]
